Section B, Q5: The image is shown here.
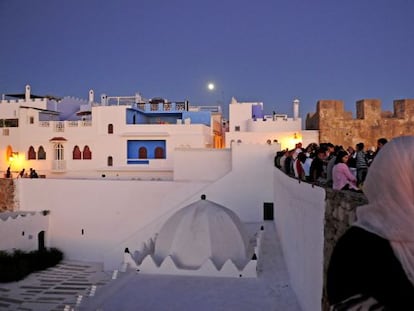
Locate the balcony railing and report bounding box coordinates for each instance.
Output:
[52,160,66,172]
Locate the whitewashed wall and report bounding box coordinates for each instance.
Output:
[173,148,232,181]
[273,168,326,311]
[15,178,210,268]
[0,212,49,252]
[174,143,276,223]
[13,143,277,269]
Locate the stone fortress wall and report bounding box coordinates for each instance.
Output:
[322,188,368,310]
[306,98,414,149]
[0,179,15,212]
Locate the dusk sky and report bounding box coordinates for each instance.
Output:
[1,0,413,119]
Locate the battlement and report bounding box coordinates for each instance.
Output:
[306,98,414,148]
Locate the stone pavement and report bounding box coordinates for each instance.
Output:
[0,261,112,311]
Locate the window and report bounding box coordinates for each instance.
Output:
[54,143,64,160]
[107,156,113,166]
[235,126,240,132]
[73,146,81,160]
[83,145,92,160]
[154,147,164,159]
[28,146,36,160]
[108,123,113,134]
[38,146,46,160]
[139,147,147,159]
[29,116,34,124]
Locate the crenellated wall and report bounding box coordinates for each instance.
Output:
[306,98,414,148]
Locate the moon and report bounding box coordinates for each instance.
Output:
[207,83,215,91]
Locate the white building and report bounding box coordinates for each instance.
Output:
[1,85,224,180]
[226,97,318,150]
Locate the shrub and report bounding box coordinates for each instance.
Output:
[0,248,64,283]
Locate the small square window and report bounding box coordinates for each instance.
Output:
[235,126,240,132]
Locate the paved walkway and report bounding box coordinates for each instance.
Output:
[80,222,302,311]
[0,222,302,311]
[0,262,111,311]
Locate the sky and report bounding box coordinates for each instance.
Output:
[1,0,414,119]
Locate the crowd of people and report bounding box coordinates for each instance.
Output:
[277,136,414,308]
[274,137,389,192]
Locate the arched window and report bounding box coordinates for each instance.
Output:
[28,146,36,160]
[38,146,46,160]
[138,147,147,159]
[54,143,64,160]
[154,147,164,159]
[107,156,113,166]
[83,145,92,160]
[73,146,81,160]
[108,124,114,134]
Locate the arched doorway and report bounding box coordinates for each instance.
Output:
[38,231,45,251]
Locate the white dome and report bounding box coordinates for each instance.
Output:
[154,196,250,270]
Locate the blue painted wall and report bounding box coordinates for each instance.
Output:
[127,140,166,164]
[181,111,211,126]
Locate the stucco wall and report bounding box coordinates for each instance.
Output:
[273,169,326,311]
[273,169,369,311]
[15,178,210,268]
[0,211,50,252]
[173,148,232,181]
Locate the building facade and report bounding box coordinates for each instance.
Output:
[0,85,223,180]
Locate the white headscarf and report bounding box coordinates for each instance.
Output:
[354,136,414,285]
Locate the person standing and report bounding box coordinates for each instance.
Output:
[355,142,368,186]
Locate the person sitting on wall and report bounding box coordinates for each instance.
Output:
[327,136,414,310]
[19,168,25,178]
[29,168,38,178]
[332,150,359,192]
[309,146,328,185]
[5,166,11,178]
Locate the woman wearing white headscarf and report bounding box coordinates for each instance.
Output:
[327,136,414,310]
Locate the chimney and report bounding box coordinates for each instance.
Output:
[89,90,94,103]
[25,85,31,101]
[101,94,107,106]
[293,99,300,120]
